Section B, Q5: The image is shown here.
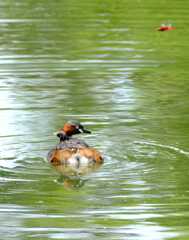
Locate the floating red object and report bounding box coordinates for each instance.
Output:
[158,25,175,31]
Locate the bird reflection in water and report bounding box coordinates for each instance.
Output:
[53,161,102,189]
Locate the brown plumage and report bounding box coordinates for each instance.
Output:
[47,121,104,167]
[48,148,103,166]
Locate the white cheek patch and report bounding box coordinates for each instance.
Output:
[78,128,83,133]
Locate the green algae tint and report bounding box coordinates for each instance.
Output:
[0,0,189,239]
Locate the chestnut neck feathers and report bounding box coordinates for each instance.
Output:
[56,121,91,143]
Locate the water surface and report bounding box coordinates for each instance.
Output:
[0,0,189,239]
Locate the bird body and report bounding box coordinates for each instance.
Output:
[47,121,103,169]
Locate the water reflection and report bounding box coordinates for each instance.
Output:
[1,0,189,239]
[56,175,87,189]
[51,161,103,189]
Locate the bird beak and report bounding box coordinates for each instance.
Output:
[81,128,91,134]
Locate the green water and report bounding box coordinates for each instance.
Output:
[0,0,189,239]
